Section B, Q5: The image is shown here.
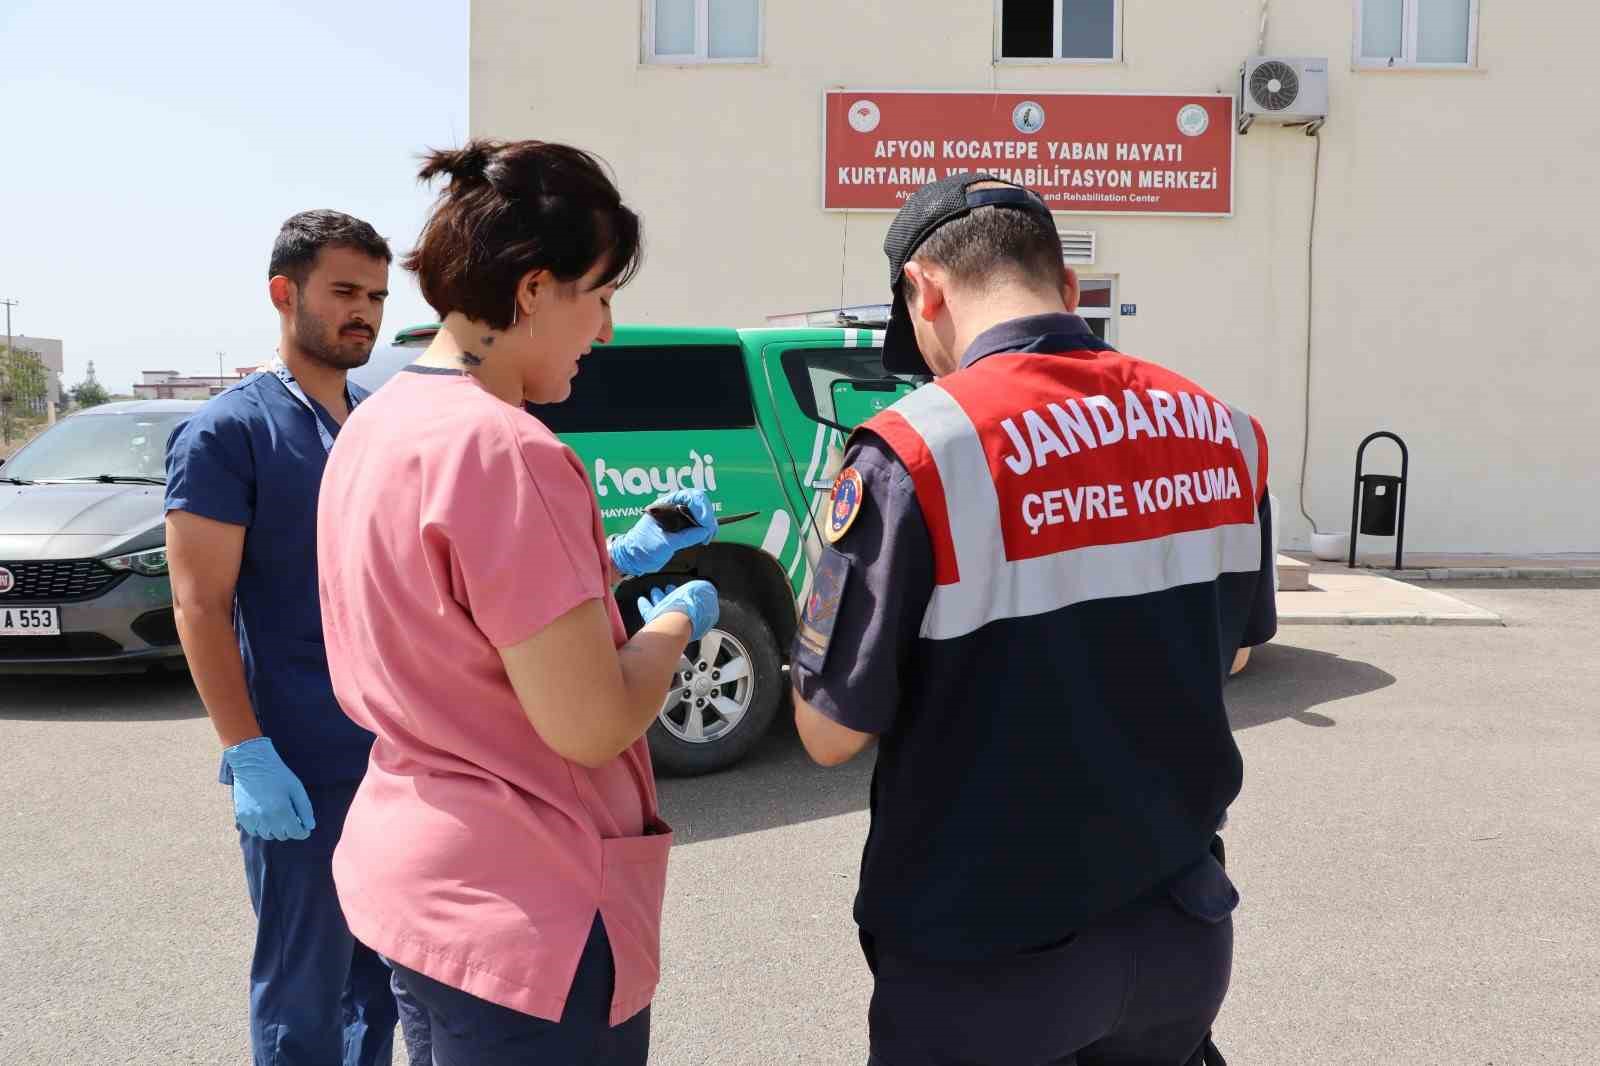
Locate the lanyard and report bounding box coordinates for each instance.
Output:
[268,357,357,455]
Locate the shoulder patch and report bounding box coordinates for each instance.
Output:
[825,466,865,544]
[795,548,852,672]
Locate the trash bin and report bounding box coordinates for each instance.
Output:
[1348,431,1410,570]
[1358,474,1402,536]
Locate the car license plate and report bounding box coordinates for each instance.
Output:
[0,606,61,636]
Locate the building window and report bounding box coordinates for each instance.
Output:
[646,0,761,63]
[1356,0,1478,67]
[1077,278,1117,343]
[998,0,1119,62]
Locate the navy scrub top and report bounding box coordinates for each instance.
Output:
[165,371,374,787]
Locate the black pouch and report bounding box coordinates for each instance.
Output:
[1167,851,1239,925]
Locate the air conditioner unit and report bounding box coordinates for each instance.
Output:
[1238,56,1329,134]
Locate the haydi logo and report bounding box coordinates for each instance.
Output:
[594,452,719,498]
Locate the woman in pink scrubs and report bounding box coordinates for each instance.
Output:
[316,139,720,1065]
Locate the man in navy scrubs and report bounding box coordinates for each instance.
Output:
[165,210,410,1065]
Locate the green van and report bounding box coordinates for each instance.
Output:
[355,320,918,775]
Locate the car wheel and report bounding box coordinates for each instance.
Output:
[646,595,781,777]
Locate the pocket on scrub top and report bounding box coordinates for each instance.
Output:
[597,821,676,987]
[255,638,337,716]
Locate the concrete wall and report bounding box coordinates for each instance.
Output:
[471,0,1600,552]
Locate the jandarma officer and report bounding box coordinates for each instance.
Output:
[790,173,1277,1066]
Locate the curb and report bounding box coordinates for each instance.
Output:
[1372,568,1600,582]
[1277,572,1506,627]
[1278,612,1504,627]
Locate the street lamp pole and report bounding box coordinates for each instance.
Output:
[2,297,16,356]
[1,298,17,444]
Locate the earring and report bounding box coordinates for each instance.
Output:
[512,285,537,336]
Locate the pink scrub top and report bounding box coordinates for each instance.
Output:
[317,366,671,1026]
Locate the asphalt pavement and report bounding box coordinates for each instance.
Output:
[1,582,1596,1064]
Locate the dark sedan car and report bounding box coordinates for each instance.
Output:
[0,400,201,673]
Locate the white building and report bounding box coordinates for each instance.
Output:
[133,368,253,401]
[7,336,64,411]
[471,0,1599,553]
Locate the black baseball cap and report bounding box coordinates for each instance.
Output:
[880,173,1055,375]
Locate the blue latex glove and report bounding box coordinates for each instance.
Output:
[609,490,719,577]
[636,581,720,641]
[222,737,316,841]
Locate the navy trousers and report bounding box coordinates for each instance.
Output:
[863,854,1238,1066]
[390,916,651,1066]
[390,964,435,1066]
[238,780,398,1066]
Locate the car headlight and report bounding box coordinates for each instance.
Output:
[104,547,169,577]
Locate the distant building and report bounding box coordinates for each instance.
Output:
[132,367,257,401]
[6,336,63,413]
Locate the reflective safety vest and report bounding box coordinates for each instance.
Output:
[866,350,1267,641]
[851,347,1268,959]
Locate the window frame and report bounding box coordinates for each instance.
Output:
[1353,0,1480,70]
[993,0,1123,65]
[643,0,764,65]
[1075,276,1119,347]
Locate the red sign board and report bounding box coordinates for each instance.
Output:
[823,91,1234,216]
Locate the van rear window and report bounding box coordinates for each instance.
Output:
[780,347,909,426]
[529,345,756,433]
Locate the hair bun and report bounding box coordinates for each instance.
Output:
[418,141,499,186]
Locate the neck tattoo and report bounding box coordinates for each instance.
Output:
[460,334,495,368]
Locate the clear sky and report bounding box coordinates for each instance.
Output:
[1,0,467,393]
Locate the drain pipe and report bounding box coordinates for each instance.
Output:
[1297,130,1324,535]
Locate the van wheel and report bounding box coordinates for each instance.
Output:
[647,595,781,777]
